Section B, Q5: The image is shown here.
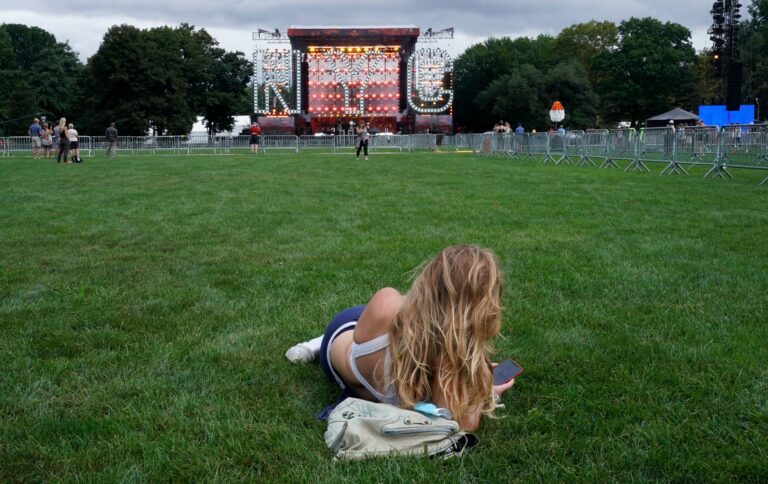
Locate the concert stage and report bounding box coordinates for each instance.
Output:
[253,26,454,135]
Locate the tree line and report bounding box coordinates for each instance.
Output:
[454,2,768,132]
[0,23,251,136]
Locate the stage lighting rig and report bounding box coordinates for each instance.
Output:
[709,0,743,110]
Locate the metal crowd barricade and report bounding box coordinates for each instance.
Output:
[184,135,206,154]
[563,130,587,166]
[607,129,637,169]
[370,134,409,152]
[212,135,234,155]
[333,134,357,153]
[635,128,673,173]
[545,132,566,164]
[511,133,529,159]
[231,135,250,151]
[89,136,108,155]
[189,134,233,155]
[159,136,186,155]
[300,135,336,152]
[670,126,720,177]
[468,134,485,155]
[409,134,437,151]
[658,129,690,176]
[482,133,508,158]
[584,130,609,167]
[436,134,458,151]
[719,124,768,184]
[261,135,300,154]
[3,136,33,155]
[75,136,93,157]
[123,136,145,155]
[687,126,720,165]
[476,133,493,157]
[503,133,517,158]
[0,138,7,157]
[454,134,476,151]
[528,133,548,159]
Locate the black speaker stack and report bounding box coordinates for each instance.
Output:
[710,0,743,111]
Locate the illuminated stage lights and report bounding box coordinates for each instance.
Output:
[254,49,302,115]
[308,45,401,54]
[308,49,397,116]
[406,48,454,114]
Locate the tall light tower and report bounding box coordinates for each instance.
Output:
[710,0,743,111]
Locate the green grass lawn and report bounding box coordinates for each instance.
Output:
[1,151,766,481]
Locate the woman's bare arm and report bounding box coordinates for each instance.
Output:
[352,288,405,343]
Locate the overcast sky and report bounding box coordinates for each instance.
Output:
[1,0,716,61]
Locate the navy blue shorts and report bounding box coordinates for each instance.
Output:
[319,304,366,387]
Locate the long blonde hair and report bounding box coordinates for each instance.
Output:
[389,245,503,422]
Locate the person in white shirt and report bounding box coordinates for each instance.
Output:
[356,122,370,160]
[67,123,81,163]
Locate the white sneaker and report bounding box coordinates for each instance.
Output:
[285,343,315,363]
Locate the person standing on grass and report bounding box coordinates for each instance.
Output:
[41,123,53,159]
[55,118,70,163]
[356,121,369,160]
[105,122,118,157]
[249,122,261,154]
[67,123,81,163]
[29,118,43,159]
[285,245,516,431]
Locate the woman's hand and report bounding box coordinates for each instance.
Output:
[493,377,516,398]
[491,362,517,398]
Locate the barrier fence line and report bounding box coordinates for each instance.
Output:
[512,133,528,160]
[584,130,609,167]
[545,133,566,164]
[529,133,547,160]
[454,134,476,152]
[564,130,589,166]
[371,134,409,152]
[2,128,768,185]
[718,124,768,183]
[261,135,300,154]
[409,134,438,152]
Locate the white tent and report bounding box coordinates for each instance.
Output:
[190,115,252,136]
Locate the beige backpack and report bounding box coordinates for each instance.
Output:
[324,398,479,460]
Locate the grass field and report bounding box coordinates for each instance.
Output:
[1,151,766,481]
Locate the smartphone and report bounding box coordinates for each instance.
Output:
[493,359,524,385]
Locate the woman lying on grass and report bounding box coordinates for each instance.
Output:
[286,245,516,430]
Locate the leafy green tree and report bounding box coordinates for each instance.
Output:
[475,64,547,129]
[0,24,83,134]
[594,17,698,126]
[454,31,601,131]
[694,52,721,107]
[143,26,199,134]
[454,35,561,130]
[542,61,600,129]
[742,0,768,120]
[202,50,253,134]
[173,26,251,134]
[81,25,158,135]
[82,24,252,136]
[0,28,15,133]
[0,28,13,70]
[556,21,619,86]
